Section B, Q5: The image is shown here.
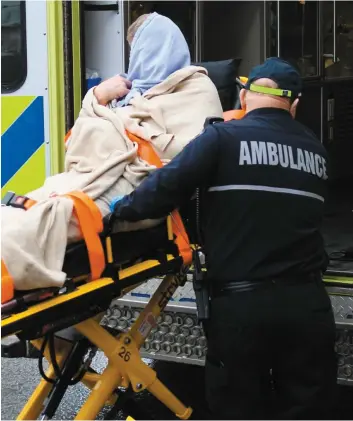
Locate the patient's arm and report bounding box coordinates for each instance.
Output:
[113,124,220,221]
[94,75,132,105]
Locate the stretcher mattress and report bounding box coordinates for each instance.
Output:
[63,221,177,278]
[1,217,185,335]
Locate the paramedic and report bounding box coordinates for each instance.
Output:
[110,57,338,420]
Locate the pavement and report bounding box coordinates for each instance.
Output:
[1,354,353,420]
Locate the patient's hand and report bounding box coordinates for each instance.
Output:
[94,75,132,106]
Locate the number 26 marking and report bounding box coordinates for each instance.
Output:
[118,346,131,362]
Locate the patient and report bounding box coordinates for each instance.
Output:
[1,12,223,292]
[94,13,191,109]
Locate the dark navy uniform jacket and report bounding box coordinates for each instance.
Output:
[114,108,329,283]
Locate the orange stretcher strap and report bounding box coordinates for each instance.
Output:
[2,196,35,303]
[126,131,193,265]
[23,198,37,209]
[5,194,37,210]
[127,131,162,168]
[1,191,105,301]
[223,109,245,122]
[64,129,72,145]
[64,191,105,281]
[28,191,104,280]
[170,210,192,265]
[1,260,15,304]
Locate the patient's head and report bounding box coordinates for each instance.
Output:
[95,13,191,107]
[240,57,302,118]
[126,12,191,86]
[127,14,149,46]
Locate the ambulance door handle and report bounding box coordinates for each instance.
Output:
[323,2,338,65]
[327,98,335,122]
[327,97,335,143]
[84,2,120,13]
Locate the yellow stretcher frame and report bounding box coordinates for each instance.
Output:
[7,272,352,421]
[1,256,177,336]
[5,265,193,420]
[2,229,352,420]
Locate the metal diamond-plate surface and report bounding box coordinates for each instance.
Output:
[101,305,207,365]
[329,294,353,321]
[102,283,353,385]
[127,277,196,303]
[336,328,353,385]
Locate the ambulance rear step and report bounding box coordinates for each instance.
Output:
[102,280,353,386]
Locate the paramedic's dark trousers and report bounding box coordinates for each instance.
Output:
[205,276,338,420]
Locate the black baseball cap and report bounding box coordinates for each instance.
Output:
[244,57,302,100]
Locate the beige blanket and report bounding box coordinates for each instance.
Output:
[1,66,223,291]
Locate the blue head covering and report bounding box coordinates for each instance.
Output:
[117,12,191,106]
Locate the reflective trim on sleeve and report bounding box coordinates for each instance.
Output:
[208,184,325,203]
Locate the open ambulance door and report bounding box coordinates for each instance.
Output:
[63,0,126,140]
[80,2,125,86]
[1,1,51,196]
[1,0,84,195]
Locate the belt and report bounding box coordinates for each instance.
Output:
[211,272,322,297]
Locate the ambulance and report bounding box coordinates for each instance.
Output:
[1,0,353,386]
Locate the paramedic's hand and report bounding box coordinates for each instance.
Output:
[94,76,132,106]
[110,196,124,213]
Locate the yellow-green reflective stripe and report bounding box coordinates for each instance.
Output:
[1,145,46,197]
[1,96,36,134]
[249,84,292,98]
[72,0,82,120]
[324,277,353,285]
[1,96,46,195]
[47,0,66,175]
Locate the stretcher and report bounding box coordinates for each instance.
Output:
[1,122,208,419]
[2,250,192,421]
[0,63,280,418]
[1,60,248,417]
[1,96,251,418]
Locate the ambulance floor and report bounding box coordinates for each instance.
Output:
[1,353,352,420]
